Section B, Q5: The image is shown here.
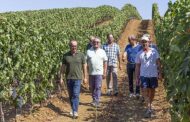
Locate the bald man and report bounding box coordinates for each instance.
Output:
[60,40,87,118]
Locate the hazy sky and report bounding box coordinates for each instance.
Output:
[0,0,176,19]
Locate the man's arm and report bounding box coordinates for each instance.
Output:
[83,63,87,84]
[60,64,66,84]
[103,61,107,79]
[117,45,121,70]
[122,52,127,62]
[118,53,121,69]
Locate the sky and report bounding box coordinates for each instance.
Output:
[0,0,176,19]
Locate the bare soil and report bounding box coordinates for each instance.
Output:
[6,19,171,122]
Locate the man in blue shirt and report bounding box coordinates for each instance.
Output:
[122,35,141,98]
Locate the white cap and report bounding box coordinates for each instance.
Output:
[143,34,150,39]
[141,36,150,41]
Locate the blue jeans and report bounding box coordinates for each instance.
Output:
[127,63,140,94]
[67,79,81,112]
[89,75,102,103]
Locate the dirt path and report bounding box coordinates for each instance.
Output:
[14,19,171,122]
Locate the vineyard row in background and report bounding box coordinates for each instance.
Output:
[0,4,141,120]
[152,0,190,121]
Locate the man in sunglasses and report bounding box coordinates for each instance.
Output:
[86,37,107,107]
[135,36,162,118]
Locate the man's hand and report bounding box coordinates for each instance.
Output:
[60,78,63,84]
[103,73,106,79]
[122,58,125,62]
[119,64,122,70]
[158,73,162,81]
[83,78,87,84]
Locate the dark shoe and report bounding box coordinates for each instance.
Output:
[114,92,118,96]
[135,94,140,100]
[141,97,145,103]
[144,109,151,118]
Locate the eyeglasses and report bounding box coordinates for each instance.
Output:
[93,41,100,44]
[142,40,148,43]
[70,45,77,47]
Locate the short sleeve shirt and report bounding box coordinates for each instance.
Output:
[124,44,141,63]
[135,48,159,77]
[102,42,120,67]
[62,51,86,80]
[87,48,108,75]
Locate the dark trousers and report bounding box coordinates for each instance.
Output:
[127,63,140,94]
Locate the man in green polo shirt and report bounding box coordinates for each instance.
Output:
[60,40,87,118]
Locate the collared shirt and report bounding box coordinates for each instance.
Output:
[124,44,141,63]
[102,42,120,67]
[62,51,86,80]
[87,47,108,75]
[135,48,159,77]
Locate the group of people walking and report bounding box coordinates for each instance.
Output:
[59,33,162,118]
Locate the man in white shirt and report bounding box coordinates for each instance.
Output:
[135,36,162,118]
[87,37,108,107]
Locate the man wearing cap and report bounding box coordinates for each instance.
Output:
[60,40,87,118]
[87,37,107,107]
[102,34,121,96]
[135,36,162,118]
[141,34,158,51]
[122,35,141,98]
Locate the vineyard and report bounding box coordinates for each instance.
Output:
[0,0,189,121]
[0,4,141,121]
[153,0,190,121]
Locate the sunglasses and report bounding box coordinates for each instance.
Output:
[93,41,100,44]
[142,40,149,43]
[70,45,77,47]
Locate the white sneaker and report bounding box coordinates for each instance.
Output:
[70,111,78,117]
[70,111,73,116]
[129,93,134,98]
[74,112,78,117]
[106,90,112,96]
